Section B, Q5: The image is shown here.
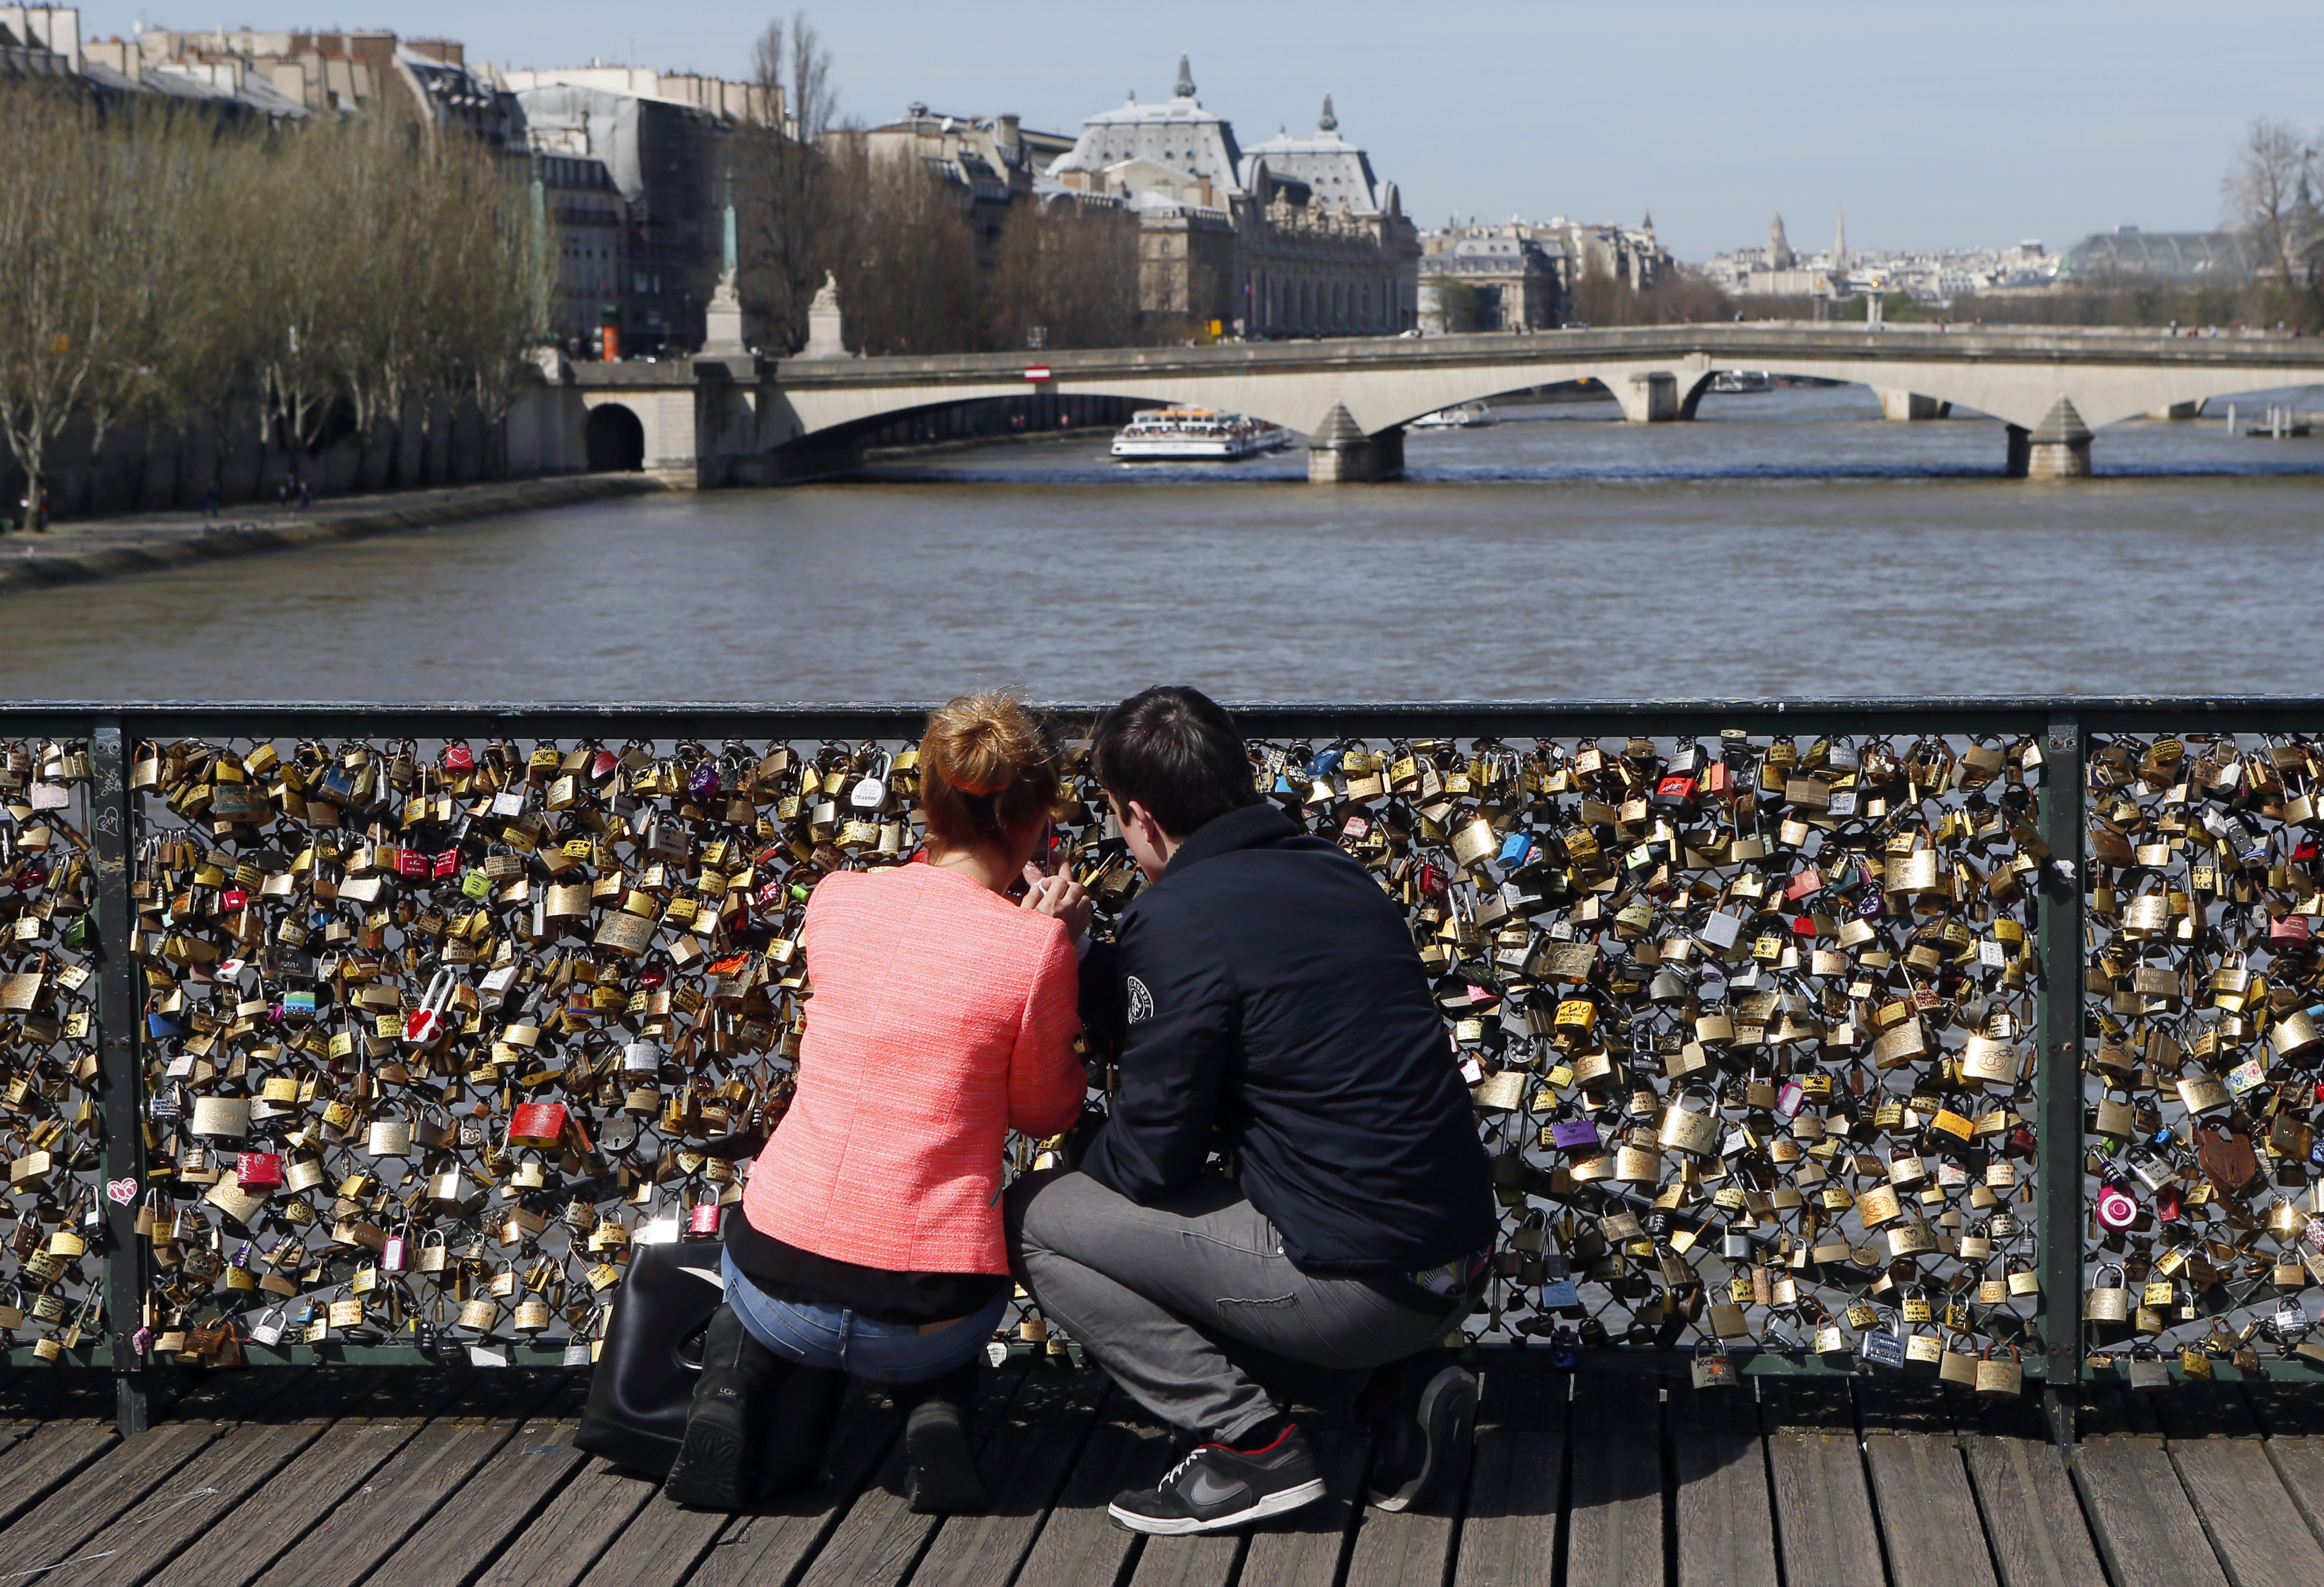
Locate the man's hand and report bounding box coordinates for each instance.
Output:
[1020,859,1094,944]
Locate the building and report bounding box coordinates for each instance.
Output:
[2057,227,2252,284]
[505,67,774,358]
[1045,59,1421,336]
[862,103,1073,261]
[1417,224,1569,332]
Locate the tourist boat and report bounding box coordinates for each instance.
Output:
[1411,400,1495,428]
[1110,407,1288,460]
[1710,370,1773,394]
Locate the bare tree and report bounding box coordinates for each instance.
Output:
[0,85,114,527]
[984,197,1140,350]
[2223,117,2318,285]
[737,12,837,352]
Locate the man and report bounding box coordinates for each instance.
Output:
[1006,686,1495,1535]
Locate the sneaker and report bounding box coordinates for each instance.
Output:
[1107,1423,1326,1535]
[1363,1356,1476,1513]
[665,1305,782,1511]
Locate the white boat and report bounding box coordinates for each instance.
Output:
[1412,400,1495,428]
[1710,370,1773,394]
[1110,407,1288,460]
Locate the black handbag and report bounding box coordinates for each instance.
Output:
[575,1238,728,1477]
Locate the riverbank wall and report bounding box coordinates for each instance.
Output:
[0,473,663,597]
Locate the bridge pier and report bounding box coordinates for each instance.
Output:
[2006,398,2093,479]
[1306,405,1404,483]
[1615,372,1679,423]
[1876,388,1946,421]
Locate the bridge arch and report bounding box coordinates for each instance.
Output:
[583,403,645,472]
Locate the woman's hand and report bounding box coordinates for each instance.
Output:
[1020,861,1093,944]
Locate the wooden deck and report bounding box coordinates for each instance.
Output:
[1,1364,2322,1586]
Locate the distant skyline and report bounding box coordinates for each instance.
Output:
[89,2,2323,260]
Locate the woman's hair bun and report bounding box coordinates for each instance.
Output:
[919,690,1061,847]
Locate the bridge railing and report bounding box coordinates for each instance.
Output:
[5,701,2321,1431]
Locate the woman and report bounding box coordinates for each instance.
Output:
[665,692,1091,1513]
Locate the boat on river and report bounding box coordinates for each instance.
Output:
[1110,407,1289,461]
[1411,401,1495,428]
[1710,370,1773,394]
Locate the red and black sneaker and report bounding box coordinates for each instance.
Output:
[1107,1422,1326,1535]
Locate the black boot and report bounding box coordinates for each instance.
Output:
[665,1304,782,1510]
[759,1362,847,1496]
[902,1361,989,1514]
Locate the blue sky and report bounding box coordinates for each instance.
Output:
[95,2,2323,260]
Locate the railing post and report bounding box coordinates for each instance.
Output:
[2038,714,2085,1446]
[89,720,149,1437]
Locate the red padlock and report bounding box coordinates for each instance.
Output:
[442,742,475,772]
[237,1152,284,1190]
[432,849,460,880]
[509,1101,568,1149]
[220,888,248,913]
[396,848,429,880]
[687,1200,723,1237]
[2095,1185,2138,1230]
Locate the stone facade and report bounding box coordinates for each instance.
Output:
[1045,60,1420,336]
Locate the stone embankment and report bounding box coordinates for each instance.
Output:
[0,474,663,597]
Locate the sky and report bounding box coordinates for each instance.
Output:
[91,2,2323,260]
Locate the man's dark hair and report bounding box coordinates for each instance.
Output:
[1088,686,1259,838]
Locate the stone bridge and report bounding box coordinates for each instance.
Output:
[511,325,2324,484]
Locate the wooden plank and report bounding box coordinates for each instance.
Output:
[1563,1377,1658,1587]
[1340,1505,1456,1587]
[907,1371,1110,1587]
[1765,1431,1884,1587]
[144,1372,479,1587]
[1448,1429,1559,1587]
[360,1414,590,1587]
[787,1366,1029,1587]
[1959,1435,2111,1587]
[660,1385,904,1587]
[1124,1529,1243,1587]
[1862,1432,1999,1587]
[2168,1436,2324,1587]
[0,1418,226,1577]
[2070,1437,2231,1587]
[1673,1430,1777,1587]
[28,1416,336,1587]
[582,1379,896,1587]
[2261,1437,2324,1554]
[1011,1403,1170,1587]
[471,1455,657,1587]
[1237,1431,1369,1587]
[0,1421,120,1534]
[261,1375,569,1587]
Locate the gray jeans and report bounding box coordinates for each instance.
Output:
[1004,1168,1464,1444]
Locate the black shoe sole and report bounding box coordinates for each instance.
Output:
[904,1410,989,1514]
[1368,1365,1476,1512]
[664,1420,748,1512]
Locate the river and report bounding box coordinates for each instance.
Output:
[8,384,2320,703]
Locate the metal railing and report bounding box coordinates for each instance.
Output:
[3,700,2320,1438]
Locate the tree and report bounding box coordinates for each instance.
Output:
[2224,118,2318,285]
[0,85,112,525]
[736,12,837,352]
[984,198,1141,350]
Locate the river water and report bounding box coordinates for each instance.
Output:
[8,384,2320,703]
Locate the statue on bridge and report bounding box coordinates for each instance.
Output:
[798,272,849,360]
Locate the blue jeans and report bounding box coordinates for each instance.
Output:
[719,1247,1007,1385]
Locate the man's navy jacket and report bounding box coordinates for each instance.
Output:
[1078,801,1496,1277]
